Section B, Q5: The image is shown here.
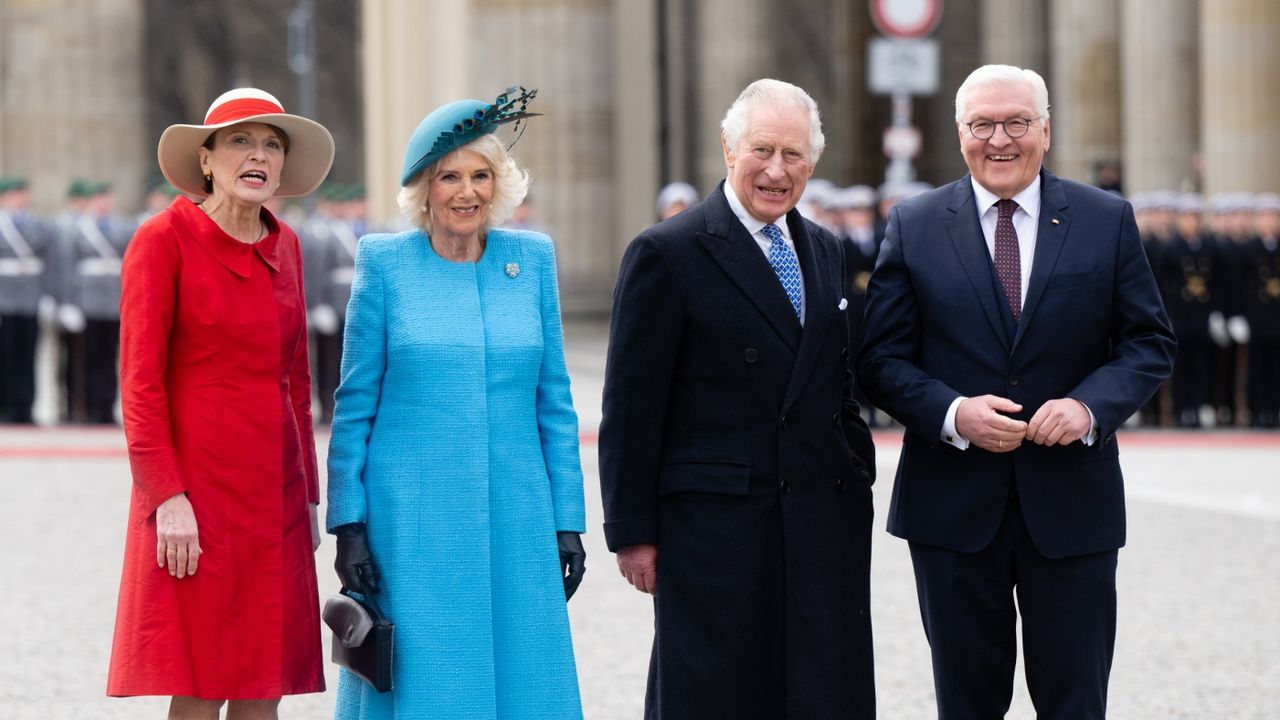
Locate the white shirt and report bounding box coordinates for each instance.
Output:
[972,176,1040,309]
[723,179,806,324]
[941,177,1096,449]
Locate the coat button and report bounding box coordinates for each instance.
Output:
[744,348,758,363]
[780,414,788,427]
[780,479,791,494]
[832,411,840,426]
[1008,376,1020,386]
[841,347,849,361]
[836,476,847,492]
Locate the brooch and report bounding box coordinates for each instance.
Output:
[505,262,520,278]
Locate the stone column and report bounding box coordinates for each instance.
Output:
[981,0,1048,73]
[361,0,471,225]
[692,0,769,188]
[1199,0,1280,194]
[471,0,616,312]
[611,0,661,264]
[0,0,147,212]
[1047,0,1121,184]
[1121,0,1198,194]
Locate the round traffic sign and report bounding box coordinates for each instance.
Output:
[870,0,944,39]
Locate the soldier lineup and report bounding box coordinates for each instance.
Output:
[2,175,1277,429]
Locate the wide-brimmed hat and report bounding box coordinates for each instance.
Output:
[157,88,334,198]
[401,86,539,186]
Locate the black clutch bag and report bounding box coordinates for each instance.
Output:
[322,589,394,693]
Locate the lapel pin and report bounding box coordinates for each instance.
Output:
[505,262,520,278]
[1051,218,1060,225]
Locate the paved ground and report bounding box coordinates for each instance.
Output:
[1,319,1277,718]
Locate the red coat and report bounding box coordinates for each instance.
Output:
[107,197,324,699]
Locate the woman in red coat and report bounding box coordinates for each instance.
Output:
[107,88,334,719]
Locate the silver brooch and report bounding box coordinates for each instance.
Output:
[505,262,520,278]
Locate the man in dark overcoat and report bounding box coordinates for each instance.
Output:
[598,78,876,719]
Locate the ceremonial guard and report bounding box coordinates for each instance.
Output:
[1239,194,1280,426]
[0,177,53,423]
[53,181,133,423]
[1159,193,1219,427]
[300,184,359,422]
[1133,191,1178,426]
[833,185,883,425]
[297,186,341,421]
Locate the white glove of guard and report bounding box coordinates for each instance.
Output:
[57,304,86,333]
[1227,315,1250,344]
[310,304,338,335]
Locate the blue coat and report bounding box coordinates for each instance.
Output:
[326,228,586,719]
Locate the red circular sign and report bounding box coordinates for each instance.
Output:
[870,0,944,39]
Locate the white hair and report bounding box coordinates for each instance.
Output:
[721,79,825,163]
[954,65,1051,121]
[396,133,530,234]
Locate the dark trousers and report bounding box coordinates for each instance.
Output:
[909,499,1117,720]
[0,313,38,423]
[83,319,120,424]
[1172,338,1213,425]
[1248,340,1280,427]
[314,326,343,423]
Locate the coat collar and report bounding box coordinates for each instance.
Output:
[698,182,803,352]
[1013,169,1069,349]
[175,197,281,278]
[695,183,838,414]
[944,177,1011,350]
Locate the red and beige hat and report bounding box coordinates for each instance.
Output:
[157,87,334,199]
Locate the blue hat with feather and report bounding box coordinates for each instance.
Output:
[400,86,539,186]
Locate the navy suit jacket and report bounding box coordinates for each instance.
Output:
[858,170,1175,558]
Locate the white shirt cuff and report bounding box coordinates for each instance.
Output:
[941,397,969,449]
[1080,401,1099,446]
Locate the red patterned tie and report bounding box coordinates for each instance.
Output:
[995,199,1022,322]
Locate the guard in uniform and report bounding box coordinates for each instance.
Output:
[55,181,132,423]
[1159,194,1219,427]
[300,183,359,422]
[833,185,882,425]
[298,185,339,422]
[1241,193,1280,426]
[0,177,53,423]
[1134,191,1178,426]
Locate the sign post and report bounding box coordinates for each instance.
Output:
[867,0,943,185]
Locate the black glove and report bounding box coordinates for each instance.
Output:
[557,531,586,601]
[334,523,382,595]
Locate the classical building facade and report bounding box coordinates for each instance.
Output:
[2,0,1277,312]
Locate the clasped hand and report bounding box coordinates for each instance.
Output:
[956,395,1090,452]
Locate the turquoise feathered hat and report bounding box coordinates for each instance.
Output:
[400,85,539,186]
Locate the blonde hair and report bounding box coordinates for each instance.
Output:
[396,133,531,234]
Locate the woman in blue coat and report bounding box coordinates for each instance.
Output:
[325,87,587,719]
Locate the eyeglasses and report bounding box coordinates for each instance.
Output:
[963,117,1039,140]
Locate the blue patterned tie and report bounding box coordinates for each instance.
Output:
[763,223,802,319]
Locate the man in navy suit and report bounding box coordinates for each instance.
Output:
[858,65,1175,719]
[600,79,876,718]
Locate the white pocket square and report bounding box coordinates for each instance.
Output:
[838,297,848,310]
